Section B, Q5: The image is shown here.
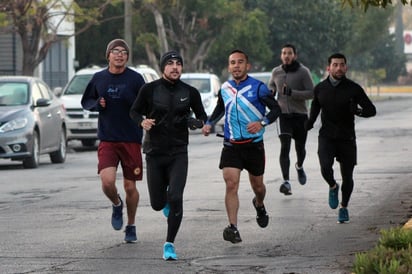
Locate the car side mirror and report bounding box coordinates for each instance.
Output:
[36,98,51,107]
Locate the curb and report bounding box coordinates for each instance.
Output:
[403,218,412,230]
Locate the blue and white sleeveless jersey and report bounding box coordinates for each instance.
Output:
[221,76,271,142]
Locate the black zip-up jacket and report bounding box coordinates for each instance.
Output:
[307,76,376,140]
[130,78,207,155]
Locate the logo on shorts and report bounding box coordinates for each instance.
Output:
[134,167,141,175]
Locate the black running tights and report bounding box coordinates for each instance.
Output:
[279,134,306,181]
[146,153,188,243]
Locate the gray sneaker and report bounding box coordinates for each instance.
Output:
[279,181,292,195]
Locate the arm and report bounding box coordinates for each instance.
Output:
[290,67,314,100]
[190,88,208,122]
[261,94,281,124]
[354,88,376,118]
[129,84,150,126]
[206,90,225,126]
[305,87,321,130]
[81,80,104,111]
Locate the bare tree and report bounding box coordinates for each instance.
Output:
[0,0,122,76]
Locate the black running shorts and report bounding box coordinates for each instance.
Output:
[219,141,265,176]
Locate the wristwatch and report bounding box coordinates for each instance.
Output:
[260,120,267,127]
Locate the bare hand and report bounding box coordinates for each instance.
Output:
[141,119,156,131]
[99,97,106,108]
[246,121,263,134]
[202,124,212,136]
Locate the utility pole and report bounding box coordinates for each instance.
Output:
[124,0,133,65]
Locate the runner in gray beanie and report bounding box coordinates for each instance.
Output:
[106,39,130,60]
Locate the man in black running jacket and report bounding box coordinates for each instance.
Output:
[129,51,207,261]
[305,53,376,224]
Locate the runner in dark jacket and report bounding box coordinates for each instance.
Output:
[129,51,207,261]
[305,53,376,224]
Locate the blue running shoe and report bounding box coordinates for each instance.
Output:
[124,225,137,243]
[111,195,123,230]
[163,242,178,260]
[338,207,350,223]
[162,203,170,218]
[329,183,339,209]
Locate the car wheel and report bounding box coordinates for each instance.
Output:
[23,131,40,169]
[81,139,96,147]
[50,128,67,163]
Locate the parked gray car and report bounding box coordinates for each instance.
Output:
[0,76,67,168]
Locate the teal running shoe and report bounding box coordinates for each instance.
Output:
[162,203,170,218]
[163,242,178,260]
[338,207,350,223]
[328,183,339,209]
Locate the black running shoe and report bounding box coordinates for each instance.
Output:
[295,163,307,185]
[252,197,269,228]
[223,225,242,244]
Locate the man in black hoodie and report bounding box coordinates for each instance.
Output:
[305,53,376,224]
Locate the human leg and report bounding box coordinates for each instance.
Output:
[165,153,188,244]
[294,121,308,185]
[339,162,355,208]
[337,140,357,208]
[279,134,291,181]
[223,167,241,226]
[123,178,139,226]
[318,136,339,209]
[250,174,269,228]
[146,155,168,211]
[98,142,121,205]
[100,167,120,204]
[100,167,124,230]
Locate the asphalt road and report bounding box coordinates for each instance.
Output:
[0,94,411,274]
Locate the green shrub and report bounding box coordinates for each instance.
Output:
[352,227,412,274]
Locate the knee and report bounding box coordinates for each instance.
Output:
[225,180,238,193]
[123,181,137,195]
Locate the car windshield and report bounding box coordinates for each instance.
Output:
[181,78,210,93]
[0,83,29,106]
[64,74,94,95]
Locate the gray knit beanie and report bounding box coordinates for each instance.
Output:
[105,39,130,59]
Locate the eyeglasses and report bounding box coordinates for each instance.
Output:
[110,49,128,56]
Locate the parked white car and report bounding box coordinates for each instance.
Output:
[180,73,221,116]
[180,73,223,132]
[54,65,159,146]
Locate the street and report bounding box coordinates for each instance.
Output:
[1,94,412,274]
